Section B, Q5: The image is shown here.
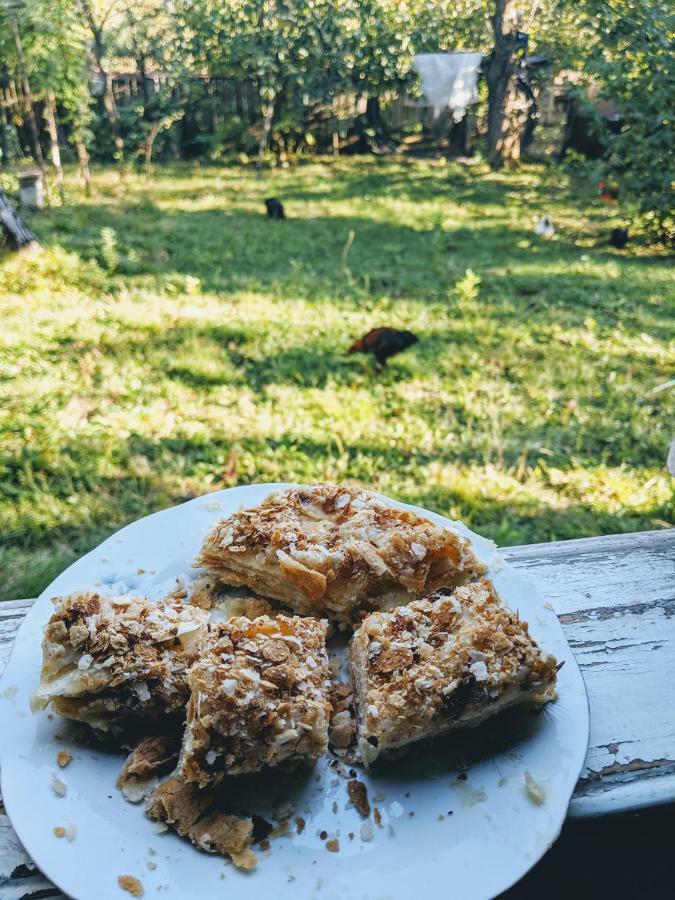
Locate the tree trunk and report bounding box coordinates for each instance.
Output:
[486,0,519,170]
[258,99,275,166]
[10,19,45,173]
[0,188,39,249]
[500,78,530,164]
[76,140,92,195]
[144,120,162,167]
[102,74,122,153]
[0,102,10,166]
[138,55,152,119]
[43,93,64,195]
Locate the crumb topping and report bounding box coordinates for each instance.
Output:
[31,592,208,734]
[179,614,331,783]
[196,483,484,625]
[349,579,559,764]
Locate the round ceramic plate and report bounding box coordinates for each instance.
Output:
[0,484,589,900]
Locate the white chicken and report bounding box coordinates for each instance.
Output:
[535,216,555,238]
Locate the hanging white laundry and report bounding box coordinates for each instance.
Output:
[413,52,484,121]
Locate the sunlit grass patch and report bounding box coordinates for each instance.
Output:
[1,158,673,600]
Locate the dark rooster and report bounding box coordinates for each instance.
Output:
[609,227,629,249]
[265,198,285,220]
[348,327,418,368]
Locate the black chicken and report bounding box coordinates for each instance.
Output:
[265,198,285,220]
[348,327,418,367]
[609,228,629,249]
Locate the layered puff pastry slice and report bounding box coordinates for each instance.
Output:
[178,614,331,786]
[348,579,559,766]
[196,483,485,627]
[31,592,208,737]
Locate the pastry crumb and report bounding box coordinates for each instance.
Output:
[295,816,305,834]
[230,849,257,870]
[51,773,67,797]
[373,808,382,826]
[272,799,295,821]
[524,771,546,805]
[325,838,340,852]
[145,774,255,868]
[56,750,72,768]
[347,779,370,817]
[117,874,144,897]
[271,820,290,838]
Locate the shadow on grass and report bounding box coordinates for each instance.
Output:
[33,199,673,337]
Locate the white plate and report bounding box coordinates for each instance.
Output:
[0,484,589,900]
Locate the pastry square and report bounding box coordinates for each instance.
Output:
[196,483,485,626]
[178,614,331,785]
[348,579,559,765]
[31,592,208,736]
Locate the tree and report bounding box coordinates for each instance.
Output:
[177,0,417,160]
[0,5,46,171]
[78,0,124,154]
[583,0,674,240]
[0,0,93,185]
[114,0,185,165]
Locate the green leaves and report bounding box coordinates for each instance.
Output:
[580,0,674,240]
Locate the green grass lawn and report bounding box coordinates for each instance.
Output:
[1,157,673,601]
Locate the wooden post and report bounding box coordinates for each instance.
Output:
[0,187,39,249]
